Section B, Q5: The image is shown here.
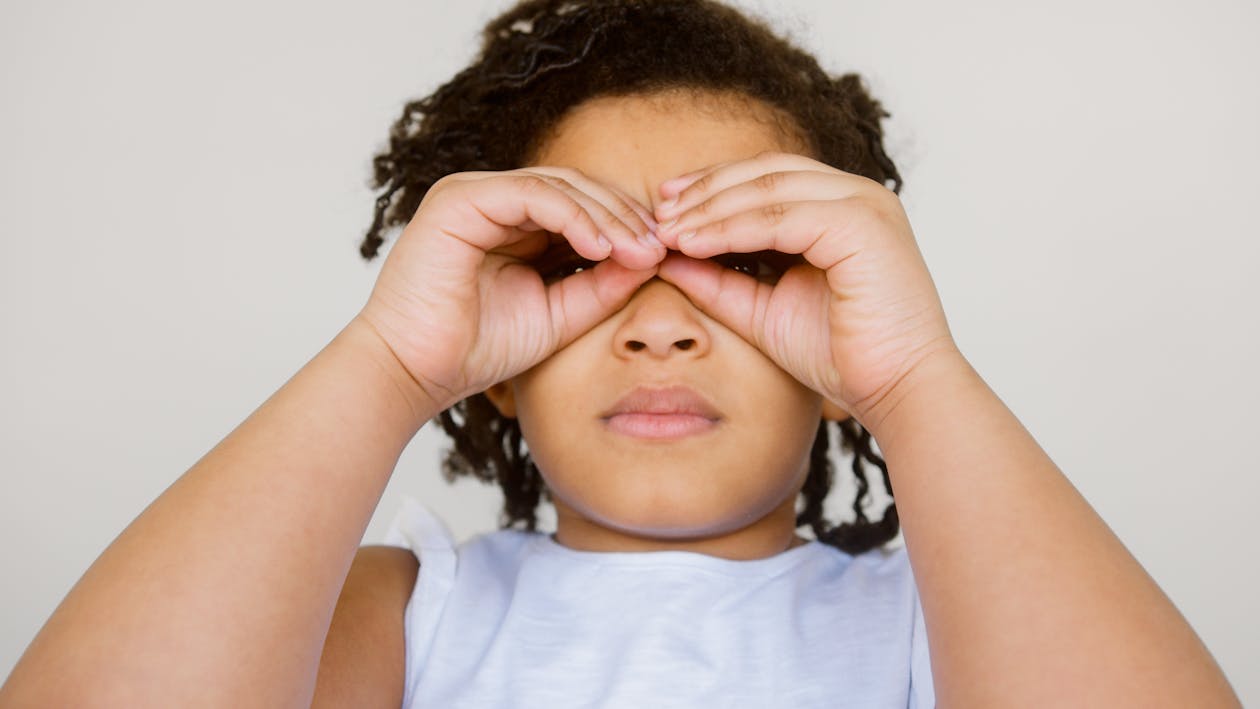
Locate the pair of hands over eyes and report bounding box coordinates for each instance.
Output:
[358,152,958,428]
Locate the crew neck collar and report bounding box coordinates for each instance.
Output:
[534,532,824,578]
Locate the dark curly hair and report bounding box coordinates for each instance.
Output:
[359,0,902,555]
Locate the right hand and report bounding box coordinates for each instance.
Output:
[356,168,664,411]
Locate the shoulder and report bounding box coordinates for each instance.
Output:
[311,545,420,708]
[350,544,421,591]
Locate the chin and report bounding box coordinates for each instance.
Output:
[554,480,785,538]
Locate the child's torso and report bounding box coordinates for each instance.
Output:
[383,497,935,709]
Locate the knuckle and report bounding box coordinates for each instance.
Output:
[838,193,898,239]
[863,175,893,197]
[591,205,621,233]
[687,172,714,197]
[613,200,642,226]
[855,174,901,208]
[427,173,466,199]
[420,175,453,206]
[565,200,591,227]
[760,202,789,227]
[513,174,577,207]
[856,190,897,222]
[513,175,590,230]
[542,165,585,182]
[752,171,783,193]
[430,173,455,191]
[511,174,548,195]
[540,174,572,190]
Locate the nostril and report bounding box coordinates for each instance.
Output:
[622,339,696,353]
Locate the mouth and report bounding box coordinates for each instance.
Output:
[599,385,722,440]
[602,412,720,440]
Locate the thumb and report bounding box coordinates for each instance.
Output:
[546,259,658,350]
[655,253,767,347]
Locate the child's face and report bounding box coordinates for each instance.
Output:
[485,91,846,556]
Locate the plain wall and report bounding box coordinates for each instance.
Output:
[2,0,1256,700]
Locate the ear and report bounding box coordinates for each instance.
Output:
[821,398,851,423]
[483,380,518,419]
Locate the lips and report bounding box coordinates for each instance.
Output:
[600,385,723,440]
[600,385,722,419]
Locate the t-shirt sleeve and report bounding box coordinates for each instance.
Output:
[380,496,460,709]
[382,495,457,558]
[908,574,936,708]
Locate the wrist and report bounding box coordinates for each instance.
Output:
[340,316,448,427]
[859,346,979,445]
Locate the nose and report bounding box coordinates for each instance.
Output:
[612,278,712,359]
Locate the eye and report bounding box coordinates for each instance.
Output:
[531,241,598,285]
[711,251,799,284]
[530,243,803,286]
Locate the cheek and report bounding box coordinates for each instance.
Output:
[508,318,824,532]
[727,351,824,482]
[511,350,597,474]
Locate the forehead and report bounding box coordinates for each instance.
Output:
[528,91,807,209]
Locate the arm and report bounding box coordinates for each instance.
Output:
[0,317,436,708]
[867,349,1241,708]
[0,164,660,707]
[646,152,1241,707]
[311,545,418,709]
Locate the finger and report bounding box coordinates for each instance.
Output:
[664,200,861,272]
[605,183,660,237]
[654,252,766,348]
[534,167,659,237]
[431,174,614,266]
[516,170,648,267]
[654,170,850,250]
[522,168,662,268]
[449,169,656,236]
[657,167,714,198]
[544,258,659,349]
[487,228,552,262]
[582,182,663,257]
[654,152,822,222]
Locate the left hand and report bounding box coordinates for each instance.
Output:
[651,151,959,428]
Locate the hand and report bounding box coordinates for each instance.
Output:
[651,151,959,428]
[357,167,665,410]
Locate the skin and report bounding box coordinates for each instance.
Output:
[483,91,846,560]
[490,90,1241,705]
[1,88,1239,707]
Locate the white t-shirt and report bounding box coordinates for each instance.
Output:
[383,496,935,708]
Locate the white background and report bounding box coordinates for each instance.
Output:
[2,0,1256,701]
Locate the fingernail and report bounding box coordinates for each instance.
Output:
[638,231,661,249]
[659,219,677,232]
[678,230,696,243]
[658,197,678,213]
[597,233,612,252]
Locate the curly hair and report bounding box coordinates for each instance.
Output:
[359,0,903,555]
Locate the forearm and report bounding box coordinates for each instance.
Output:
[1,317,436,708]
[868,350,1239,708]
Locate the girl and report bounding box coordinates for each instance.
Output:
[0,0,1240,707]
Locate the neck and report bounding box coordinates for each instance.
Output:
[550,494,808,561]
